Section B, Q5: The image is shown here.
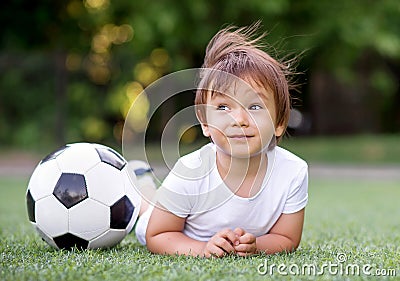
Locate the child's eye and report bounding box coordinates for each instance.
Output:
[249,104,262,110]
[217,105,230,111]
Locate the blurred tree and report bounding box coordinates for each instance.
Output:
[284,0,400,134]
[0,0,92,146]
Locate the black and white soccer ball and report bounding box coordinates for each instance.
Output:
[26,143,141,250]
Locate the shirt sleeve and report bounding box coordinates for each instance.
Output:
[282,165,309,214]
[155,171,194,218]
[154,144,216,218]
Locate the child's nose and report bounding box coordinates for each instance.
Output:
[231,107,249,127]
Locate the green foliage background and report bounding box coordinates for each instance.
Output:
[0,0,399,149]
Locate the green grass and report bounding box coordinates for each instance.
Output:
[1,176,399,281]
[280,134,400,164]
[121,134,400,165]
[1,134,399,166]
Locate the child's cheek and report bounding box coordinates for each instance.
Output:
[207,112,231,130]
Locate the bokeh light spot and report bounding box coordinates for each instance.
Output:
[150,48,169,67]
[66,53,82,71]
[84,0,109,10]
[179,126,198,144]
[82,117,108,141]
[134,63,160,86]
[114,24,134,44]
[121,82,149,133]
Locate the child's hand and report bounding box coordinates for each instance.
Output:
[202,228,240,258]
[233,228,257,256]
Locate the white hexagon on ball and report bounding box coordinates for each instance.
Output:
[69,198,110,240]
[56,143,101,174]
[85,162,125,206]
[35,196,69,237]
[88,229,126,249]
[28,160,62,201]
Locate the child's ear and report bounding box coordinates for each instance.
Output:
[274,124,285,137]
[196,109,210,137]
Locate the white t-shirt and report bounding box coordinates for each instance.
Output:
[135,143,308,245]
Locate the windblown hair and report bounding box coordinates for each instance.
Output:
[195,22,297,144]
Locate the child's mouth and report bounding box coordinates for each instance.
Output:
[228,135,254,140]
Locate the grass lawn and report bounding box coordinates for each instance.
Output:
[120,134,400,167]
[0,175,399,281]
[280,134,400,164]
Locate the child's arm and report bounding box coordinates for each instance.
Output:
[234,209,305,256]
[146,205,239,258]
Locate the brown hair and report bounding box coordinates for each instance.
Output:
[195,23,296,144]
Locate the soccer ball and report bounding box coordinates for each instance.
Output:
[26,143,141,250]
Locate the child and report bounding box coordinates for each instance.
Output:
[135,23,308,258]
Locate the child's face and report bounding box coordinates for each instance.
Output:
[199,79,284,158]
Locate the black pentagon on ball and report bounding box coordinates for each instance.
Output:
[53,173,88,209]
[110,195,134,229]
[40,145,69,164]
[26,190,35,222]
[53,233,89,250]
[95,147,126,170]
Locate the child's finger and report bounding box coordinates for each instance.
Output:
[238,232,256,244]
[218,229,239,246]
[234,241,256,255]
[207,236,236,256]
[234,243,251,252]
[235,251,253,257]
[233,227,245,237]
[205,244,226,258]
[215,236,236,253]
